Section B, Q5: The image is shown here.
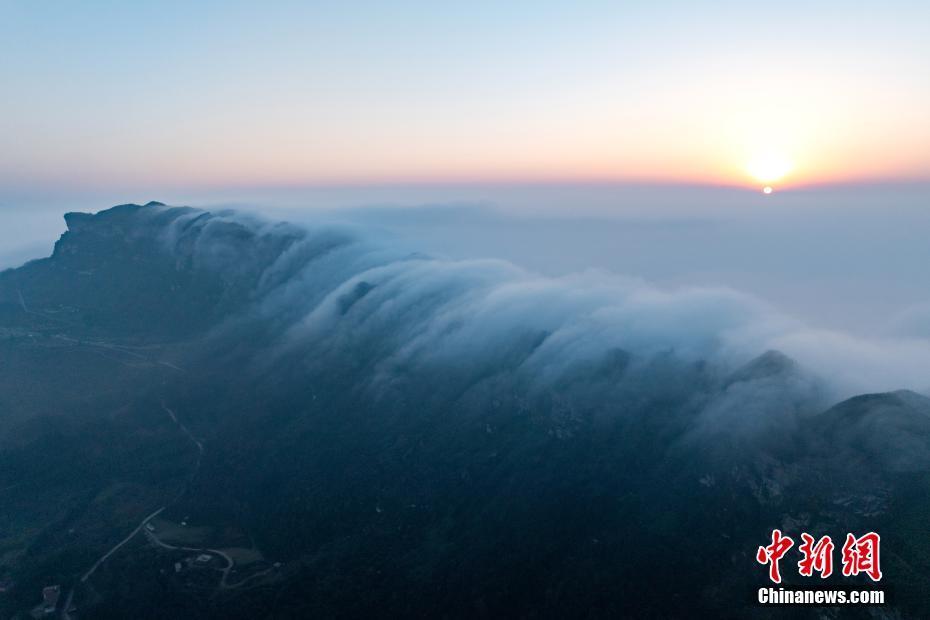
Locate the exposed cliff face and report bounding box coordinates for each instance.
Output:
[57,202,171,252]
[2,203,266,340]
[2,203,930,618]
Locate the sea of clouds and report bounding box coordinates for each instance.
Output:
[142,199,930,401]
[5,183,930,401]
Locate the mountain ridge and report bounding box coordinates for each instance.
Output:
[1,202,929,618]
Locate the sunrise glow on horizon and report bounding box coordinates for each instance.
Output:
[2,2,929,195]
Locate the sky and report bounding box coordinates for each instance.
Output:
[1,0,929,194]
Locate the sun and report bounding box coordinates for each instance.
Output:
[746,152,793,185]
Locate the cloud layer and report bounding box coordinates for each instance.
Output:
[141,203,930,400]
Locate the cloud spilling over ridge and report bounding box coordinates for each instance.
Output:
[108,202,928,400]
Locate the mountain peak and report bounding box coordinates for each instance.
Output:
[725,349,797,385]
[63,211,94,232]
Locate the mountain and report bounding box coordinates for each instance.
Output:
[1,202,929,618]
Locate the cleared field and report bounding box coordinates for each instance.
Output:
[148,517,211,546]
[217,547,264,565]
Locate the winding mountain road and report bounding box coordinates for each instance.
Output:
[61,402,202,619]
